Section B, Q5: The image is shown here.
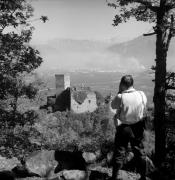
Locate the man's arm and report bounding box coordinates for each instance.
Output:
[111,94,122,128]
[140,91,147,107]
[111,94,122,110]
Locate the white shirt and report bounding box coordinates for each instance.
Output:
[111,87,147,125]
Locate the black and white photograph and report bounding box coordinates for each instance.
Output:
[0,0,175,180]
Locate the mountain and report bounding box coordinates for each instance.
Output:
[33,36,175,73]
[108,35,175,70]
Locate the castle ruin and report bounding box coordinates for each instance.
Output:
[46,74,98,113]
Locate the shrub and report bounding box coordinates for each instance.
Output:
[32,105,115,152]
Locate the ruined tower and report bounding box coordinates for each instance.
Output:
[54,74,71,111]
[46,74,98,113]
[55,74,70,95]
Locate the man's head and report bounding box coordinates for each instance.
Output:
[119,75,134,92]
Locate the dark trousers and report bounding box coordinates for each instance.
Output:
[112,120,146,180]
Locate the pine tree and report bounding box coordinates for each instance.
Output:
[107,0,175,164]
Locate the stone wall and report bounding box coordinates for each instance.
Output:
[55,74,70,96]
[71,91,97,114]
[45,74,99,113]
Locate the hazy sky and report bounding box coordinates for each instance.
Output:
[30,0,152,44]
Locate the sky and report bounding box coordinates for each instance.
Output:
[30,0,152,44]
[25,0,165,73]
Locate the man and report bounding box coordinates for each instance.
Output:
[111,75,147,180]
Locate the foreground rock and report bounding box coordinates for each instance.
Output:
[45,170,87,180]
[82,152,98,164]
[89,166,140,180]
[89,170,109,180]
[16,178,44,180]
[54,150,87,173]
[25,150,57,178]
[0,155,20,171]
[60,170,88,180]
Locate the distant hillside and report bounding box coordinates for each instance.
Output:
[33,36,175,73]
[108,35,175,70]
[108,36,155,68]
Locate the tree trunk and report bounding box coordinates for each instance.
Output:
[154,10,167,165]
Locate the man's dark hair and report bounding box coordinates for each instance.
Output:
[120,75,134,88]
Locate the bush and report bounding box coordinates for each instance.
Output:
[33,105,115,152]
[0,109,42,159]
[0,125,42,159]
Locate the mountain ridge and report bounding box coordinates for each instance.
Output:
[33,36,175,73]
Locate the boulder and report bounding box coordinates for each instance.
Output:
[145,156,155,176]
[16,178,44,180]
[61,170,88,180]
[0,171,15,180]
[49,170,88,180]
[117,170,140,180]
[54,150,87,173]
[107,151,114,166]
[0,155,20,171]
[12,164,41,178]
[25,150,57,178]
[89,166,140,180]
[89,170,109,180]
[82,152,97,164]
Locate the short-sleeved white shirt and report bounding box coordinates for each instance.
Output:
[111,87,147,125]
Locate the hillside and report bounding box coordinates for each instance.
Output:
[33,36,175,73]
[108,35,175,70]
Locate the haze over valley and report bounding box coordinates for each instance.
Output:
[33,35,175,105]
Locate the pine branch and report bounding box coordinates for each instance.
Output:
[131,0,158,12]
[106,0,158,12]
[165,86,175,90]
[165,3,175,11]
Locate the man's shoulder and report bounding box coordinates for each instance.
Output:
[136,90,147,103]
[137,90,146,97]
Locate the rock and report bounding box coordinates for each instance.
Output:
[12,165,41,178]
[54,150,87,173]
[125,152,134,163]
[0,155,20,171]
[61,170,88,180]
[25,150,57,178]
[16,178,44,180]
[0,171,15,180]
[107,151,114,166]
[89,166,140,180]
[89,170,109,180]
[117,170,140,180]
[49,170,88,180]
[82,152,97,164]
[89,166,112,176]
[145,156,155,176]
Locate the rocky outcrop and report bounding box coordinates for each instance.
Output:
[89,166,140,180]
[0,155,42,180]
[82,152,98,164]
[58,170,88,180]
[0,148,156,180]
[25,150,57,178]
[0,155,20,171]
[54,150,87,173]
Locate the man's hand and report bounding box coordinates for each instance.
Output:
[113,114,122,128]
